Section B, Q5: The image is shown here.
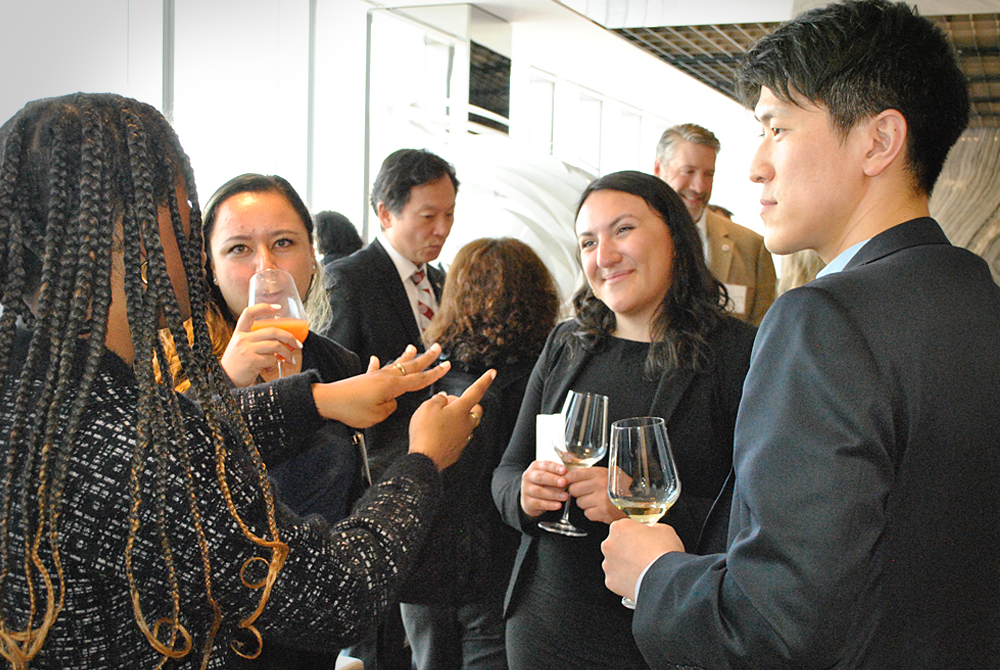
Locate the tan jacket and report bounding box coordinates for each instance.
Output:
[705,209,776,326]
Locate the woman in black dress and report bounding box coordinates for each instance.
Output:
[492,171,756,670]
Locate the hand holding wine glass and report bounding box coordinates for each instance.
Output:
[607,416,680,608]
[247,268,309,378]
[221,303,304,386]
[538,390,609,538]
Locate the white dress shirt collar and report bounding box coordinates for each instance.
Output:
[377,231,421,284]
[695,207,709,257]
[816,238,870,278]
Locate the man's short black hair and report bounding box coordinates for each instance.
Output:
[736,0,969,195]
[369,149,459,216]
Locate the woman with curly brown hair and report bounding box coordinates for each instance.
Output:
[492,171,756,670]
[0,92,490,669]
[397,238,560,670]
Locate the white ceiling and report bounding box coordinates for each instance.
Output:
[370,0,1000,27]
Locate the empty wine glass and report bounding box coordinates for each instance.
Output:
[539,390,609,537]
[608,416,681,608]
[247,268,308,378]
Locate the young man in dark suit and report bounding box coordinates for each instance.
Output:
[602,2,1000,668]
[322,148,457,670]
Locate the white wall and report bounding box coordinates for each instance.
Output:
[0,0,161,124]
[0,0,763,237]
[172,0,311,201]
[311,0,372,225]
[507,9,762,231]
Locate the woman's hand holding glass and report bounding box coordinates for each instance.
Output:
[519,460,571,518]
[538,390,609,537]
[565,466,626,525]
[520,463,624,524]
[221,303,303,386]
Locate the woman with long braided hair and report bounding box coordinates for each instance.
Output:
[0,93,490,669]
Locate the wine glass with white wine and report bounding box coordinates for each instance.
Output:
[538,390,609,538]
[607,416,681,608]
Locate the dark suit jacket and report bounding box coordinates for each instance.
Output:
[492,317,755,616]
[635,218,1000,669]
[321,238,445,481]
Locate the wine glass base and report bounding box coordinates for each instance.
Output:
[621,596,636,609]
[538,520,588,537]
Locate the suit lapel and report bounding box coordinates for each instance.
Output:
[648,365,697,424]
[370,239,426,352]
[428,263,446,302]
[541,337,590,415]
[706,213,734,282]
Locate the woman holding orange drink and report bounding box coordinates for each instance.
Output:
[198,173,366,668]
[202,173,334,386]
[194,171,366,513]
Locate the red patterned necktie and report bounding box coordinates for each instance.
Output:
[411,266,435,331]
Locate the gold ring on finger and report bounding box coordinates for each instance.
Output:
[395,362,407,376]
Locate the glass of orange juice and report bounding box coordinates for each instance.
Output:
[248,268,309,378]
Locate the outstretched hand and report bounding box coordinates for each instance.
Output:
[408,368,496,470]
[312,343,451,428]
[221,303,302,387]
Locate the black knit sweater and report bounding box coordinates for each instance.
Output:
[0,336,441,668]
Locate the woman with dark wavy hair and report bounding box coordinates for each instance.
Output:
[398,237,560,670]
[492,171,755,669]
[0,92,490,669]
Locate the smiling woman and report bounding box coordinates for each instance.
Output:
[492,170,756,670]
[574,189,676,341]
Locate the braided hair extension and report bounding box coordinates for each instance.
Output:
[0,93,288,667]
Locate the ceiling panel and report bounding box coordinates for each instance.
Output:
[613,13,1000,127]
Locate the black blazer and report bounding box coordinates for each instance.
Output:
[321,238,445,481]
[492,317,755,616]
[635,218,1000,669]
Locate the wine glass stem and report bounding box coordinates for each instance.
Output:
[277,359,285,379]
[558,497,572,524]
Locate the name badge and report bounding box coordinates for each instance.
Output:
[724,283,748,315]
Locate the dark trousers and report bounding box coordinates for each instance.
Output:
[343,604,412,670]
[400,601,508,670]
